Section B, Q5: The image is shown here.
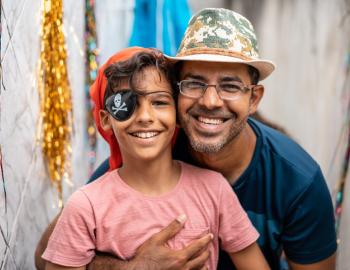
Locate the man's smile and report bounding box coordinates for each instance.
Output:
[188,114,234,135]
[197,116,224,125]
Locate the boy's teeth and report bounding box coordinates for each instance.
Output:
[133,132,158,138]
[198,116,223,125]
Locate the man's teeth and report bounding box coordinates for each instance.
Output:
[132,132,159,138]
[198,116,223,125]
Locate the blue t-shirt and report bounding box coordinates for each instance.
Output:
[89,118,337,269]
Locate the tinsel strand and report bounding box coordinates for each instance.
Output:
[38,0,73,204]
[85,0,99,175]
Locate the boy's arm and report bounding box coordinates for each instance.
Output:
[45,261,86,270]
[36,159,109,270]
[229,243,270,270]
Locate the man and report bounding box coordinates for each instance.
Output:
[35,8,336,270]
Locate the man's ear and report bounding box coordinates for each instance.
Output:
[99,110,112,131]
[249,85,264,115]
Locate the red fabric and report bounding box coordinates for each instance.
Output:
[90,47,179,170]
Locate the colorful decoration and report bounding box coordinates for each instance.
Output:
[38,0,73,205]
[334,50,350,240]
[85,0,99,175]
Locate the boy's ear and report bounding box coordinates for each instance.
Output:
[248,85,264,115]
[99,110,112,131]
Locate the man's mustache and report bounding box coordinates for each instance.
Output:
[186,106,235,119]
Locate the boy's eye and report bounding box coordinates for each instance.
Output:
[152,99,171,106]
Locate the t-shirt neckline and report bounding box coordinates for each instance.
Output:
[232,118,263,190]
[111,160,185,200]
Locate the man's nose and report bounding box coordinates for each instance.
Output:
[198,85,224,110]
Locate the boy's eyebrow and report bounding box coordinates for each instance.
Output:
[137,90,173,97]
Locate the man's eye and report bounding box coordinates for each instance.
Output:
[185,81,205,89]
[220,84,241,92]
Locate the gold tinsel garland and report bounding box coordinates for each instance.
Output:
[38,0,73,205]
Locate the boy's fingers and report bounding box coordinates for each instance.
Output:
[181,234,213,259]
[152,214,187,244]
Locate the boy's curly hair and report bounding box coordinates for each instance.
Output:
[103,49,176,108]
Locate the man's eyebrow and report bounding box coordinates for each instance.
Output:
[182,73,207,81]
[182,73,243,83]
[220,76,243,83]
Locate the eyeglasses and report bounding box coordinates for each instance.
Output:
[177,80,255,101]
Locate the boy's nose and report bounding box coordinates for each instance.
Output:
[135,99,154,124]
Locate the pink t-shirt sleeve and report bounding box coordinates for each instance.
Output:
[42,190,96,267]
[218,178,259,253]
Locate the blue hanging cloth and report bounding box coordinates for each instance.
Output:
[128,0,191,56]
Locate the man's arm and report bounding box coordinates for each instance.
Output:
[36,214,212,270]
[281,169,337,270]
[45,261,85,270]
[287,253,336,270]
[87,217,212,270]
[229,243,270,270]
[35,212,62,270]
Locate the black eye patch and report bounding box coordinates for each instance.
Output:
[105,90,137,121]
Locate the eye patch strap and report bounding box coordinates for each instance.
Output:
[105,90,173,121]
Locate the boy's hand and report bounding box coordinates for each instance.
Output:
[132,215,212,270]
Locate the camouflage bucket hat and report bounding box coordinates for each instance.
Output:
[166,8,275,81]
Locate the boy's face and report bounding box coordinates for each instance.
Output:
[100,66,176,163]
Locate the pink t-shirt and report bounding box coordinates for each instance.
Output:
[43,161,258,269]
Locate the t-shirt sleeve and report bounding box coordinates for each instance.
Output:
[42,190,96,267]
[282,168,337,264]
[218,177,259,253]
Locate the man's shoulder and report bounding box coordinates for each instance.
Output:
[249,118,321,180]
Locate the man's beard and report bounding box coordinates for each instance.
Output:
[179,109,249,154]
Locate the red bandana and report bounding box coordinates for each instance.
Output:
[90,47,179,170]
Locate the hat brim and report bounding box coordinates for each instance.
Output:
[165,54,275,81]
